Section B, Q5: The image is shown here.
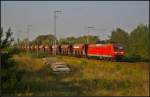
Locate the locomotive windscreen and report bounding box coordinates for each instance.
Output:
[113,44,124,51]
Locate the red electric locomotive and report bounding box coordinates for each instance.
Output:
[87,43,124,60]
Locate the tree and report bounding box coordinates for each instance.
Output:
[1,27,23,95]
[0,27,14,49]
[129,24,149,60]
[59,35,99,45]
[110,28,129,55]
[59,37,77,45]
[110,24,149,61]
[32,34,56,45]
[77,35,99,44]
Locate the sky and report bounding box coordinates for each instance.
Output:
[1,1,149,41]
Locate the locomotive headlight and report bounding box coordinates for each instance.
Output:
[114,51,124,55]
[114,52,118,54]
[120,51,124,54]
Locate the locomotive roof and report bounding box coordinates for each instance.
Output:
[88,43,113,46]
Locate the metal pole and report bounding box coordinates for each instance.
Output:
[54,11,56,56]
[37,40,38,56]
[53,10,62,56]
[26,25,32,53]
[87,27,89,44]
[87,26,95,44]
[17,30,21,48]
[26,25,29,53]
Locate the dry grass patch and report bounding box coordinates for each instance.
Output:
[11,54,149,96]
[13,53,44,72]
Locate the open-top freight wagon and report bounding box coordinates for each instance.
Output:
[44,45,52,55]
[61,45,72,55]
[52,45,61,55]
[72,44,86,57]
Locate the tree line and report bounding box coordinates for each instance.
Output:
[17,35,100,46]
[110,24,149,61]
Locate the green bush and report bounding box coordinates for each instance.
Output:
[1,51,23,95]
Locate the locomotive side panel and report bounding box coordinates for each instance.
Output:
[87,44,115,59]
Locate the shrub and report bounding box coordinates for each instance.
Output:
[1,51,23,95]
[121,55,141,62]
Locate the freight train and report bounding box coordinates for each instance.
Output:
[20,43,124,61]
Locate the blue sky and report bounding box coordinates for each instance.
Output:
[1,1,149,41]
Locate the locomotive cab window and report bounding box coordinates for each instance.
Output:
[113,44,124,51]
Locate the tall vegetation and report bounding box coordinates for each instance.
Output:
[77,35,99,44]
[29,34,99,45]
[110,24,149,61]
[59,37,77,45]
[1,27,23,95]
[0,27,14,49]
[110,28,129,54]
[59,35,99,45]
[32,34,56,45]
[128,24,149,60]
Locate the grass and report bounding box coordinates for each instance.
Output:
[11,53,149,96]
[13,53,44,71]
